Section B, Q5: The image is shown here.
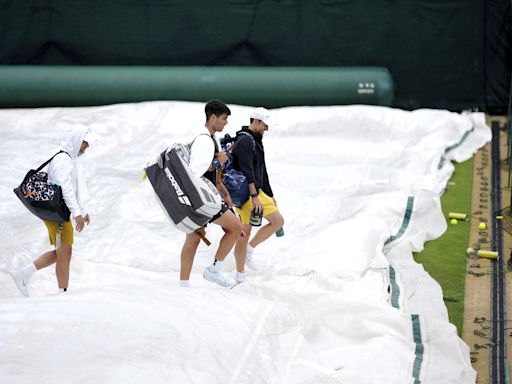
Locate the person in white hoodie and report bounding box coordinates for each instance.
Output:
[11,125,93,296]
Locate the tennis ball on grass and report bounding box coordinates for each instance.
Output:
[450,219,458,225]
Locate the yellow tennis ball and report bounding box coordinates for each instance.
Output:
[450,219,458,225]
[466,247,474,255]
[478,222,486,230]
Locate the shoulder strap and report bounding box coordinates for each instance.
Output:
[237,131,251,138]
[236,131,256,150]
[187,132,212,149]
[34,150,69,173]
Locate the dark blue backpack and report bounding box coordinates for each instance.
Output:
[220,131,255,207]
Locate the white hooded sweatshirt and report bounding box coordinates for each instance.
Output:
[47,126,90,219]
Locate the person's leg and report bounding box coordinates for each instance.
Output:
[234,224,252,269]
[249,210,284,248]
[180,232,201,282]
[14,249,58,295]
[12,220,58,296]
[10,260,38,296]
[212,210,243,265]
[33,250,57,269]
[203,210,242,287]
[12,220,74,296]
[53,220,74,290]
[55,243,72,289]
[33,220,60,273]
[234,198,256,271]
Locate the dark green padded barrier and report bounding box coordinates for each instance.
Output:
[0,66,393,108]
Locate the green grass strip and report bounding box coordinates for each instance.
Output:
[413,158,473,335]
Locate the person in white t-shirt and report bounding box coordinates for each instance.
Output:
[10,125,94,296]
[180,100,245,287]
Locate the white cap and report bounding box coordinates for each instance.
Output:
[250,107,273,127]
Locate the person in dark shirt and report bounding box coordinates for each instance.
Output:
[232,107,284,272]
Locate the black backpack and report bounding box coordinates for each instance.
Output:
[220,131,255,207]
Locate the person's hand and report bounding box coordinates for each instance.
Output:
[252,196,263,213]
[224,194,233,209]
[216,151,228,165]
[75,215,85,232]
[84,214,90,225]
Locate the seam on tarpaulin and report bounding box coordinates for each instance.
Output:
[411,314,425,384]
[437,125,475,169]
[384,196,414,246]
[384,196,425,383]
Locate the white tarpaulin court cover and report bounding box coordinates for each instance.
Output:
[0,102,490,383]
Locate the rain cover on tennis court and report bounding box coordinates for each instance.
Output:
[0,102,489,383]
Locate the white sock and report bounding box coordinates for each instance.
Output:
[59,288,67,293]
[21,263,37,281]
[212,260,223,273]
[179,280,190,287]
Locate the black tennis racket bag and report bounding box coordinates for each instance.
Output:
[145,143,222,233]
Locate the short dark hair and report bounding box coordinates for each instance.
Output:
[205,99,231,121]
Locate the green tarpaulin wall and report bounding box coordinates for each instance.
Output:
[0,0,509,112]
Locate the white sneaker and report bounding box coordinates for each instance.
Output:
[203,266,235,287]
[10,269,29,297]
[235,271,247,283]
[245,246,259,271]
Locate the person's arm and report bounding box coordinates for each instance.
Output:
[50,155,80,217]
[235,137,263,212]
[50,155,85,231]
[216,178,233,208]
[262,163,274,198]
[234,137,255,184]
[188,134,215,176]
[248,182,263,213]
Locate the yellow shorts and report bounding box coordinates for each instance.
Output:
[236,190,278,225]
[43,220,74,246]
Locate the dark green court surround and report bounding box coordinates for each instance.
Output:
[0,0,509,111]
